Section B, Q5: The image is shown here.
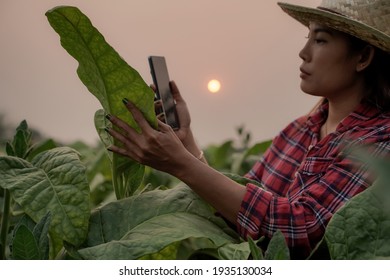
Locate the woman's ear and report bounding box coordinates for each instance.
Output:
[356,45,375,72]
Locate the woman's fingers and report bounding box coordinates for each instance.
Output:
[169,81,182,102]
[123,98,153,133]
[156,112,165,122]
[154,99,164,117]
[104,97,189,174]
[107,144,130,158]
[105,125,132,147]
[106,99,165,155]
[105,125,143,163]
[156,118,172,132]
[107,98,160,140]
[106,113,138,140]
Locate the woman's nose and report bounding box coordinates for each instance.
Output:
[299,41,310,62]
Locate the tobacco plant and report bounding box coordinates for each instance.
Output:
[46,6,157,200]
[0,120,275,260]
[0,121,90,259]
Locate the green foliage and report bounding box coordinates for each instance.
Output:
[2,118,390,260]
[5,120,32,159]
[0,121,32,259]
[77,184,249,260]
[46,6,157,199]
[246,232,291,260]
[248,237,264,260]
[324,158,390,259]
[45,7,156,130]
[11,213,51,260]
[0,148,90,253]
[11,225,39,260]
[0,121,90,259]
[0,120,261,260]
[68,140,114,207]
[264,230,290,260]
[204,125,271,175]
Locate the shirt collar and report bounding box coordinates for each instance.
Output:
[306,99,383,133]
[337,100,382,132]
[306,101,328,134]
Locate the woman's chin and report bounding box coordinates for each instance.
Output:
[300,84,323,97]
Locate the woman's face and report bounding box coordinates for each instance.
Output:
[299,22,362,98]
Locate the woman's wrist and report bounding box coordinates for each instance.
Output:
[182,129,199,154]
[181,129,207,163]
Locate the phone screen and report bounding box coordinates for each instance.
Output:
[148,56,179,130]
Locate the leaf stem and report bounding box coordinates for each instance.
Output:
[112,164,120,199]
[0,189,11,260]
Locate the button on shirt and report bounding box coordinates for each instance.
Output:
[237,101,390,259]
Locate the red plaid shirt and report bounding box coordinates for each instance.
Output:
[237,101,390,259]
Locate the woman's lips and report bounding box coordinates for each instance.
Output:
[300,67,310,79]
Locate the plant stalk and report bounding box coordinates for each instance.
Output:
[0,189,11,260]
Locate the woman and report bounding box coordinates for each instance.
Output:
[106,0,390,259]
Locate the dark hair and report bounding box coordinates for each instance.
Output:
[348,35,390,111]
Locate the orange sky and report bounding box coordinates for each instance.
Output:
[0,0,319,147]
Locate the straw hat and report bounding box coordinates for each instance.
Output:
[278,0,390,52]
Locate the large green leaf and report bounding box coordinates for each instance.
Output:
[94,109,113,161]
[45,6,156,129]
[325,181,390,259]
[78,185,247,259]
[46,6,157,199]
[0,147,90,249]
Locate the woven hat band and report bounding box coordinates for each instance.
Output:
[318,0,390,36]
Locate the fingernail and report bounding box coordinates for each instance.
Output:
[122,98,129,105]
[105,114,112,120]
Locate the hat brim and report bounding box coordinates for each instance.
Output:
[278,2,390,52]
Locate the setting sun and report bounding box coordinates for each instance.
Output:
[207,79,221,93]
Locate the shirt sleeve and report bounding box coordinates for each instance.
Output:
[237,140,390,259]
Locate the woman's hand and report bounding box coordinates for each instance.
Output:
[107,98,244,226]
[106,98,192,176]
[154,81,203,159]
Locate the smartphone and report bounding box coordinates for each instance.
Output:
[148,56,180,130]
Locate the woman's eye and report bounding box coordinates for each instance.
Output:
[315,39,326,44]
